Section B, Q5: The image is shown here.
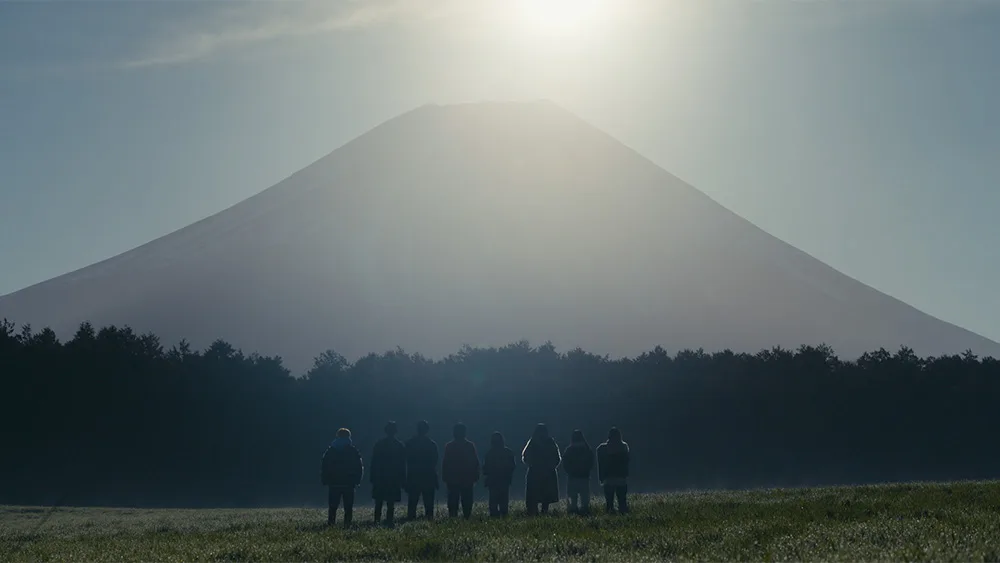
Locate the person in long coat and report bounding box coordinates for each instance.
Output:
[370,421,406,525]
[522,423,561,515]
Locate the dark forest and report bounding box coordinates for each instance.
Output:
[2,319,998,508]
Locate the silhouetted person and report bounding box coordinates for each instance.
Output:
[442,423,480,519]
[522,423,561,515]
[405,420,439,520]
[321,428,364,528]
[370,421,406,525]
[597,427,630,514]
[562,429,595,514]
[482,431,516,517]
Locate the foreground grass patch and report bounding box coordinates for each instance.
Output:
[4,481,1000,561]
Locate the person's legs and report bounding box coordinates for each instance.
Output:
[343,489,355,528]
[487,487,500,517]
[499,487,510,517]
[423,488,435,520]
[328,487,339,526]
[374,499,384,523]
[447,487,460,518]
[566,479,580,514]
[580,483,591,514]
[541,502,550,514]
[526,488,538,516]
[385,501,396,525]
[407,490,419,520]
[461,486,474,519]
[616,485,629,514]
[604,485,615,513]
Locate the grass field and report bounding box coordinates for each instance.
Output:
[4,481,1000,561]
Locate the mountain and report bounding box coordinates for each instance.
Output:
[2,101,998,370]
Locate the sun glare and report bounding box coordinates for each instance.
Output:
[518,0,601,36]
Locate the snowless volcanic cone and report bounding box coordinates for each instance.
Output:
[2,101,998,370]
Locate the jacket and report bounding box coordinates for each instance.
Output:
[562,443,595,480]
[482,447,516,489]
[405,435,439,491]
[442,439,480,488]
[370,437,407,491]
[596,439,630,485]
[321,438,364,489]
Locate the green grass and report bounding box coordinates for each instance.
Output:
[4,481,1000,561]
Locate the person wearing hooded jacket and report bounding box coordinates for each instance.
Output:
[320,428,364,527]
[596,427,630,514]
[522,423,561,515]
[370,421,406,525]
[562,429,595,514]
[482,431,516,517]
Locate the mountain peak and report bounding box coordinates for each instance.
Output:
[2,104,998,371]
[408,98,568,114]
[365,99,591,142]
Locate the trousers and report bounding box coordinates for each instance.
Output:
[487,486,509,517]
[374,500,396,524]
[328,487,355,527]
[603,484,628,513]
[447,486,474,519]
[567,478,590,513]
[407,487,435,520]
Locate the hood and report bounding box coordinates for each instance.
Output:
[601,440,629,454]
[523,437,558,453]
[331,436,353,449]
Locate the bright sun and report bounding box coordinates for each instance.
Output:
[519,0,601,35]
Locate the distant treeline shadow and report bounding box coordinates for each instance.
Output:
[2,319,998,507]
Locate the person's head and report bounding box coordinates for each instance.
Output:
[384,421,398,437]
[337,428,351,439]
[453,423,467,440]
[532,423,549,440]
[417,420,430,437]
[571,429,586,445]
[607,427,622,443]
[491,431,505,448]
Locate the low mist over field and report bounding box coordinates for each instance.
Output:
[5,482,1000,561]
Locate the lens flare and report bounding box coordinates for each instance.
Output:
[519,0,601,35]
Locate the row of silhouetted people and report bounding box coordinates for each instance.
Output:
[320,421,631,527]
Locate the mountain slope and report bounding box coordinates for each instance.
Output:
[3,101,997,370]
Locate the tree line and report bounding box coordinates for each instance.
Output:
[1,318,999,508]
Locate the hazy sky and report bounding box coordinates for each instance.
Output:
[1,0,999,342]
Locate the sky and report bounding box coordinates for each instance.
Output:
[1,0,999,343]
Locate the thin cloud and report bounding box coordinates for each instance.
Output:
[122,0,463,69]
